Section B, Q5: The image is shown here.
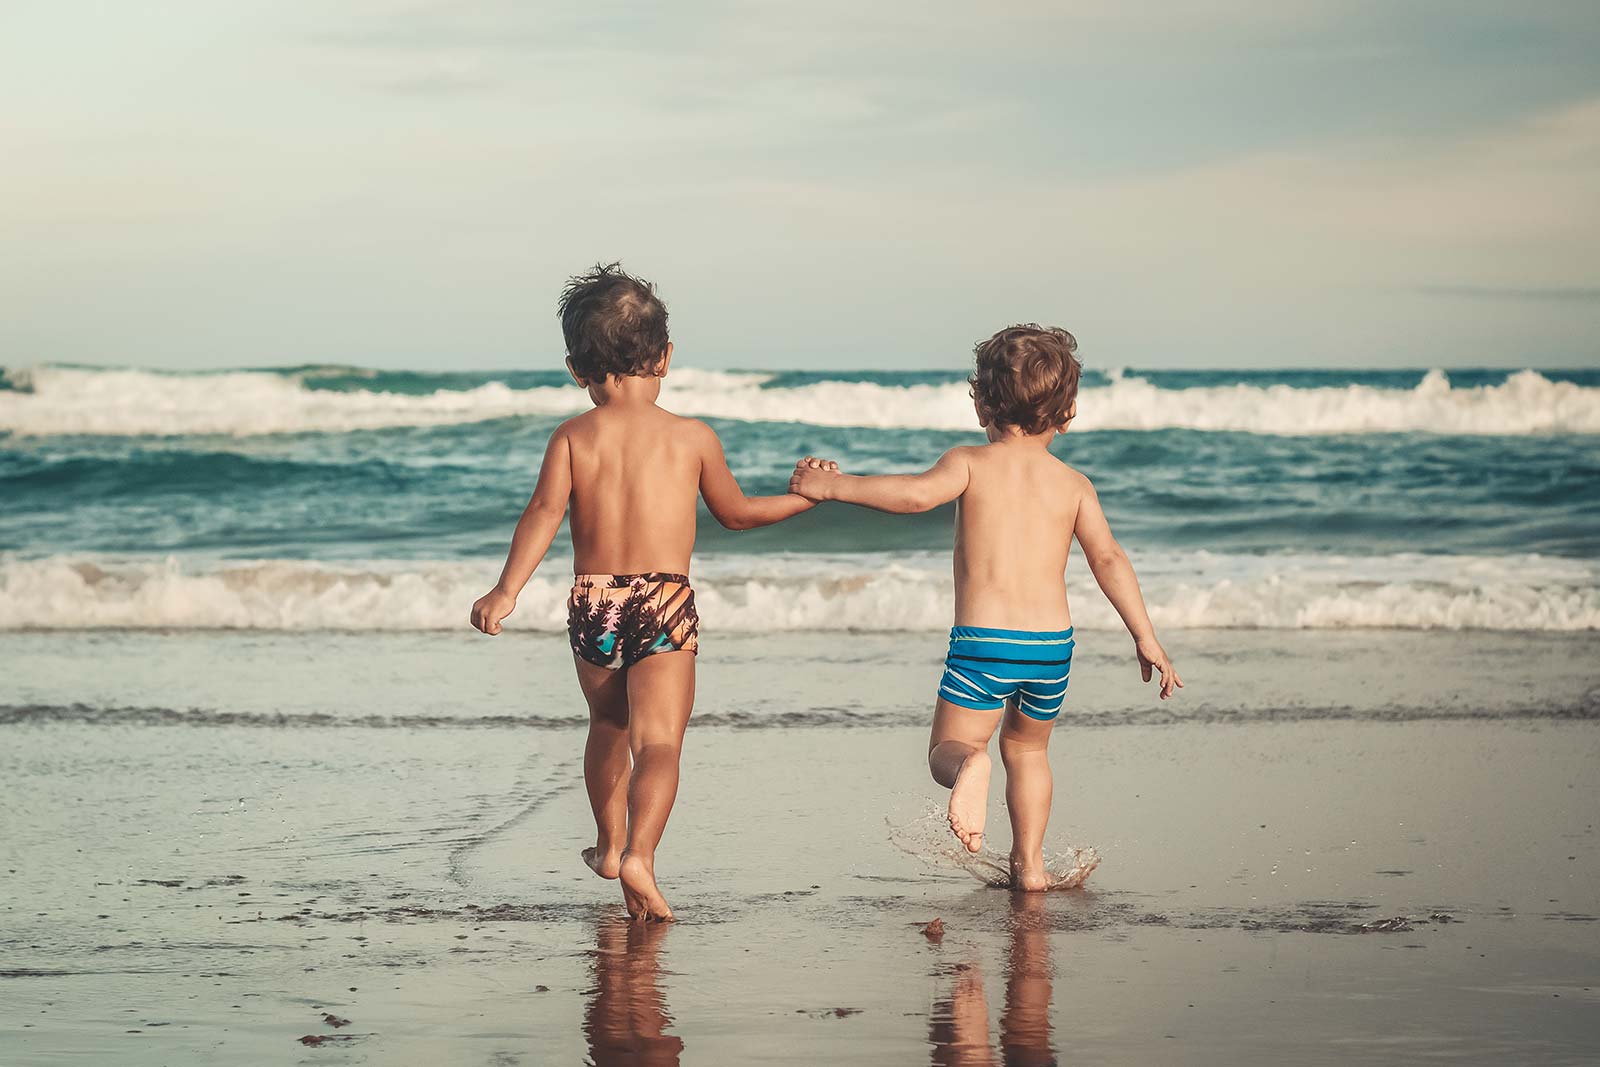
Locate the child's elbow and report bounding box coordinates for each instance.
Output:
[716,510,755,532]
[1087,542,1128,570]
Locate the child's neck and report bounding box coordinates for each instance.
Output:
[985,425,1058,447]
[587,374,663,408]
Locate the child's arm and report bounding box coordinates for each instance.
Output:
[696,423,823,530]
[470,429,572,635]
[788,448,969,513]
[1072,478,1183,699]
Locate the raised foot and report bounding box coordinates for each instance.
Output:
[618,851,674,922]
[947,750,991,854]
[1009,852,1049,892]
[582,845,622,880]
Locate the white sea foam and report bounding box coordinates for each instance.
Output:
[3,365,1597,437]
[2,552,1594,632]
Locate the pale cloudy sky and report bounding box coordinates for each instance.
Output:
[2,1,1596,370]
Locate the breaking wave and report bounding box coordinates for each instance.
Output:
[3,365,1597,437]
[2,552,1595,632]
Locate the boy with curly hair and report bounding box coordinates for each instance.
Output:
[790,325,1181,889]
[472,263,821,920]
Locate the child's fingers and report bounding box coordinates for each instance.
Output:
[1140,660,1152,683]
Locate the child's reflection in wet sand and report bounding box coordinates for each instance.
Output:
[929,892,1056,1067]
[582,914,683,1067]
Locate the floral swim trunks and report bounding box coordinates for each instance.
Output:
[567,573,700,669]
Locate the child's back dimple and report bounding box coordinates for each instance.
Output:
[564,407,704,574]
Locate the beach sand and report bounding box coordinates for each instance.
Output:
[3,628,1598,1064]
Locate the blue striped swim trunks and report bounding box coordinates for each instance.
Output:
[937,625,1075,721]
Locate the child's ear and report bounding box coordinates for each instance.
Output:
[972,395,990,428]
[1061,400,1077,431]
[565,357,587,388]
[655,342,674,377]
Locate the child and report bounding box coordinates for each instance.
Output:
[470,263,821,921]
[789,325,1182,890]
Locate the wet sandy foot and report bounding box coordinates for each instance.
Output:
[948,751,990,854]
[582,846,622,880]
[1009,852,1049,892]
[619,851,674,922]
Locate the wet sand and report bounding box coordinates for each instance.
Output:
[3,629,1599,1064]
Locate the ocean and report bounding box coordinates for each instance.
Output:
[2,363,1597,633]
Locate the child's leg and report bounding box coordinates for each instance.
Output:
[575,658,631,879]
[618,651,696,921]
[998,707,1055,890]
[930,697,1003,853]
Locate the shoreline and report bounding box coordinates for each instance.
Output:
[3,628,1597,1063]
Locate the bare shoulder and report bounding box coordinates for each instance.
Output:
[939,444,981,466]
[1050,456,1097,496]
[670,414,721,449]
[554,410,597,438]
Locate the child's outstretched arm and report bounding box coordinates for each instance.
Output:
[470,428,572,635]
[1072,477,1183,699]
[695,422,825,530]
[789,448,969,513]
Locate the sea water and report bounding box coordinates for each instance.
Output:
[3,364,1597,633]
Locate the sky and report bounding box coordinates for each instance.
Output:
[1,1,1597,371]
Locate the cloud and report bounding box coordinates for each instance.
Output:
[3,1,1598,367]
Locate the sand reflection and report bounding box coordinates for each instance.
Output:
[582,914,683,1067]
[929,893,1055,1066]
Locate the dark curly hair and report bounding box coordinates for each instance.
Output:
[969,324,1082,435]
[557,263,670,382]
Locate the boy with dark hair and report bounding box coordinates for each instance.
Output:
[471,263,822,921]
[790,324,1181,889]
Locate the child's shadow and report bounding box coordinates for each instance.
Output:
[582,914,684,1067]
[929,893,1056,1067]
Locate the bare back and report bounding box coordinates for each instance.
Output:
[953,441,1086,629]
[563,404,705,574]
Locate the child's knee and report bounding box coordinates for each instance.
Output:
[999,729,1050,763]
[630,736,682,763]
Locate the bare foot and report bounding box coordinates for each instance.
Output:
[582,845,622,880]
[1009,851,1049,892]
[947,750,990,854]
[618,851,674,922]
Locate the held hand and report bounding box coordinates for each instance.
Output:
[789,456,840,501]
[1136,636,1183,699]
[470,588,516,635]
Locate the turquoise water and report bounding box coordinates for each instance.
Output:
[2,364,1597,631]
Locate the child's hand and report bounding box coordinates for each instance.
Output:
[470,588,517,635]
[1136,636,1183,699]
[789,456,840,501]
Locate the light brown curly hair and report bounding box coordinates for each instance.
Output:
[969,324,1082,435]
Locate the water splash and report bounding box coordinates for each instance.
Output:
[887,808,1102,891]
